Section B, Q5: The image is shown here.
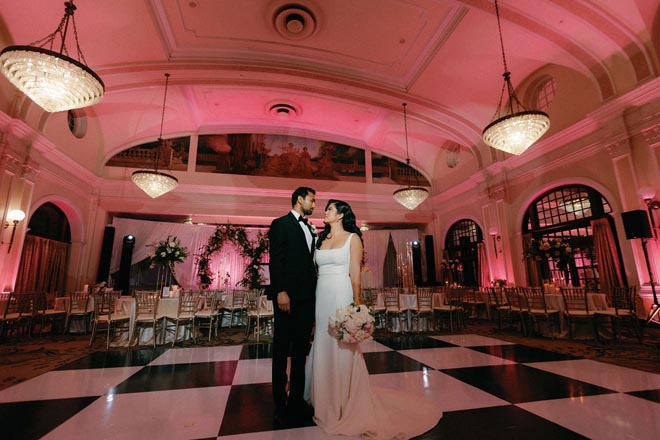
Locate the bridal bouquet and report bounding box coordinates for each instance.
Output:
[329,303,375,344]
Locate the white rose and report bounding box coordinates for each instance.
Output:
[169,241,176,247]
[160,252,166,257]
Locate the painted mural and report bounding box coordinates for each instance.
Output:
[196,134,366,181]
[106,133,429,187]
[106,136,190,171]
[371,152,430,186]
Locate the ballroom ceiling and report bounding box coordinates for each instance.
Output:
[1,0,658,225]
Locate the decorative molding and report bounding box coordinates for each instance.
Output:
[20,161,40,183]
[606,139,632,159]
[642,125,660,149]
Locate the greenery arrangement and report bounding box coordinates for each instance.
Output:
[525,238,573,270]
[196,224,269,289]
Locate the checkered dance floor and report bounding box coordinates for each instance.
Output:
[1,334,659,439]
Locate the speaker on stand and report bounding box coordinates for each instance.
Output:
[425,235,436,285]
[411,240,422,286]
[117,235,135,296]
[96,226,115,284]
[621,210,659,324]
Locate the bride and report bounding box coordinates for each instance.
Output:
[305,199,442,439]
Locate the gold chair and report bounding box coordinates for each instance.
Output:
[364,289,386,329]
[463,288,487,320]
[163,292,199,346]
[66,291,92,333]
[244,289,274,342]
[433,287,465,332]
[383,288,406,332]
[560,286,596,339]
[39,292,68,335]
[522,287,560,336]
[595,286,642,342]
[504,287,527,335]
[132,291,162,347]
[487,287,511,331]
[89,291,130,349]
[222,289,247,327]
[195,292,221,341]
[411,287,434,332]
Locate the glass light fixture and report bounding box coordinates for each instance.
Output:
[482,0,549,155]
[0,1,104,112]
[393,103,429,210]
[131,73,179,198]
[3,209,26,253]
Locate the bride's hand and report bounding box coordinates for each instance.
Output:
[277,291,291,313]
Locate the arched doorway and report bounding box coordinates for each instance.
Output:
[444,219,483,287]
[14,203,71,294]
[522,184,624,289]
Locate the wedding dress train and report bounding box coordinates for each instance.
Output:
[305,234,442,439]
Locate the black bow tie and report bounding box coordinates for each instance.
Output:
[298,216,308,224]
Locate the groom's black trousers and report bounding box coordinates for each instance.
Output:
[272,298,315,414]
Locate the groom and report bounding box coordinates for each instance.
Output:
[268,186,317,428]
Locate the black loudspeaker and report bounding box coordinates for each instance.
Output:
[622,210,653,239]
[411,240,422,285]
[117,235,136,296]
[424,235,436,284]
[96,226,115,283]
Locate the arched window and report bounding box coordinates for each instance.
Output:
[522,185,620,289]
[444,219,483,287]
[525,75,555,111]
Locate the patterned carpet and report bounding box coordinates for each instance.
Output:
[1,320,658,392]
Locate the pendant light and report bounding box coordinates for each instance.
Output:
[131,73,179,198]
[0,1,104,113]
[393,103,429,210]
[482,0,550,155]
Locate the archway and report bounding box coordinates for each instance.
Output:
[14,203,71,294]
[444,219,483,287]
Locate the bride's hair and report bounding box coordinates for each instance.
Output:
[316,199,363,248]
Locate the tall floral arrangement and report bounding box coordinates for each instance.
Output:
[149,235,188,272]
[525,238,573,270]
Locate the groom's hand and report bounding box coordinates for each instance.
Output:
[277,291,291,313]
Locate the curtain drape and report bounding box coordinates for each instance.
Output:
[591,217,624,296]
[523,233,541,287]
[477,242,490,288]
[14,235,69,294]
[362,230,400,289]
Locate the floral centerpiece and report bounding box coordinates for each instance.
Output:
[439,258,462,272]
[525,238,573,270]
[149,235,189,273]
[329,303,375,344]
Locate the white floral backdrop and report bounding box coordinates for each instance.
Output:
[108,218,418,290]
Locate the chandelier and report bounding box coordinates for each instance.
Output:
[393,103,429,210]
[0,1,104,113]
[482,0,549,155]
[131,73,179,198]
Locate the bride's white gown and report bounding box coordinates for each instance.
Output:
[305,234,442,439]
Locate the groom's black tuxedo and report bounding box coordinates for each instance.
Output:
[268,212,316,302]
[268,211,317,423]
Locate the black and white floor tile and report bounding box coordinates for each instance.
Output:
[1,334,659,439]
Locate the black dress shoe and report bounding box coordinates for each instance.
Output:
[273,412,288,429]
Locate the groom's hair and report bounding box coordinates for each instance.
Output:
[291,186,315,207]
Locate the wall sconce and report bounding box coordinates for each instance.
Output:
[640,188,660,238]
[489,228,502,258]
[3,209,26,253]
